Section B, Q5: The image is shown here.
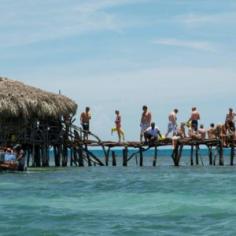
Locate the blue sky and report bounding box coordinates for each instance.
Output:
[1,0,236,140]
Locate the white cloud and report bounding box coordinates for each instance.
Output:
[152,38,216,52]
[0,0,144,47]
[176,12,236,28]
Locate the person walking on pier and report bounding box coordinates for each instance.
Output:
[80,107,91,140]
[140,105,152,142]
[144,122,162,143]
[188,107,200,131]
[165,109,178,137]
[111,110,125,142]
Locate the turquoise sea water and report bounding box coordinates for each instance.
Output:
[1,152,236,236]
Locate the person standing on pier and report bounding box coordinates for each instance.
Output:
[111,110,125,142]
[140,105,152,142]
[188,107,200,131]
[165,109,178,137]
[226,108,236,123]
[80,107,91,140]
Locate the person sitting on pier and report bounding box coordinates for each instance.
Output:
[80,106,91,140]
[207,123,216,139]
[198,124,206,139]
[188,107,200,131]
[188,122,201,139]
[225,119,236,140]
[111,110,125,142]
[165,109,178,138]
[144,122,162,143]
[172,122,186,148]
[140,105,152,142]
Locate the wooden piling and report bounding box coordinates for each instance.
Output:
[230,138,235,166]
[105,147,111,166]
[195,145,199,165]
[78,145,84,167]
[153,146,157,166]
[123,147,128,166]
[190,145,194,166]
[85,144,92,167]
[112,151,116,166]
[139,148,143,167]
[208,146,213,165]
[219,141,224,166]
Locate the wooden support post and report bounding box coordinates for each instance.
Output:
[112,151,116,166]
[195,145,199,165]
[209,146,213,165]
[35,145,41,167]
[85,144,92,167]
[123,147,128,166]
[230,139,235,166]
[105,147,111,166]
[78,145,84,167]
[153,146,157,166]
[176,144,183,166]
[73,147,78,166]
[190,145,194,166]
[70,148,73,166]
[54,145,61,167]
[27,148,31,167]
[139,148,143,167]
[62,145,68,167]
[219,141,224,166]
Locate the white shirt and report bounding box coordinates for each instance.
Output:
[145,126,160,137]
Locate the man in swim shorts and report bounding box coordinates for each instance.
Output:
[140,105,152,142]
[165,109,178,137]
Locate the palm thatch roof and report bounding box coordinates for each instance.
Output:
[0,77,77,119]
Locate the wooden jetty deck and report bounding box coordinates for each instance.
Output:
[1,121,236,168]
[69,129,236,167]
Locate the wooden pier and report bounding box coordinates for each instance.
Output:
[65,128,236,168]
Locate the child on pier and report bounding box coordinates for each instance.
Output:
[111,110,125,142]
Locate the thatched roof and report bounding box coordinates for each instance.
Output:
[0,77,77,119]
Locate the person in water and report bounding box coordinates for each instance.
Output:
[144,122,162,143]
[111,110,125,142]
[140,105,152,142]
[80,106,91,140]
[188,107,200,131]
[165,109,178,137]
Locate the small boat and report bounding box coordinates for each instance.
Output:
[0,162,18,171]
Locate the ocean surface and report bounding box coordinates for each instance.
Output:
[1,149,236,236]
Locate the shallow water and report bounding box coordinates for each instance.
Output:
[1,156,236,236]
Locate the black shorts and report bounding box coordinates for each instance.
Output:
[82,123,89,131]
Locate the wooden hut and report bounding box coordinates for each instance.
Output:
[0,77,77,167]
